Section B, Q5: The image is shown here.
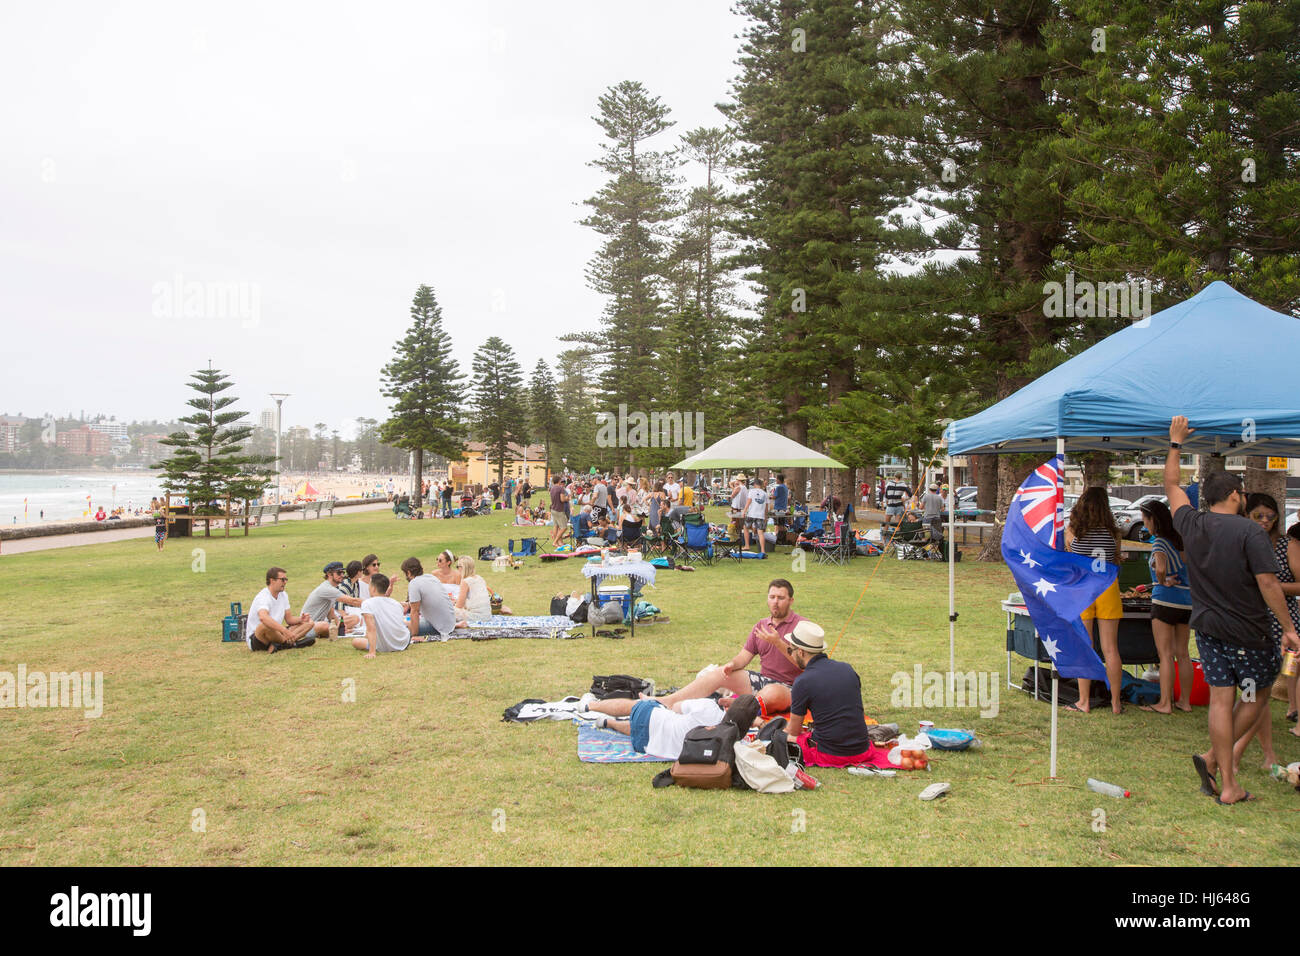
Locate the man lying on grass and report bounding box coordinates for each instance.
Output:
[583,671,762,761]
[352,573,413,658]
[246,566,318,654]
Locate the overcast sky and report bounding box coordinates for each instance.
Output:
[0,1,749,436]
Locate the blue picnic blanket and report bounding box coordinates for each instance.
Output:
[576,722,670,763]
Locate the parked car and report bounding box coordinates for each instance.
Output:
[1062,493,1132,533]
[1115,494,1168,539]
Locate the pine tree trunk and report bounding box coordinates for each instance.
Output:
[1081,452,1111,489]
[413,449,424,509]
[974,455,997,511]
[1245,456,1284,511]
[862,461,878,508]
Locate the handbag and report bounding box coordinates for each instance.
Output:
[670,760,732,789]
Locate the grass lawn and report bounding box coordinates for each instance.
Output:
[2,504,1297,866]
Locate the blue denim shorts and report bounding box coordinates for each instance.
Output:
[629,699,662,753]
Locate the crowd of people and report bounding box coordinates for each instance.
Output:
[244,550,509,658]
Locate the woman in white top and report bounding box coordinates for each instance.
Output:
[454,555,493,622]
[431,549,461,602]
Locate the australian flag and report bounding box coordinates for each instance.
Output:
[1001,455,1115,683]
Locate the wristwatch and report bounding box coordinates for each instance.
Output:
[1169,441,1181,449]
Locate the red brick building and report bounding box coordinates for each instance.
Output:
[57,427,112,457]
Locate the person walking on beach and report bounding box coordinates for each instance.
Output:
[154,510,167,551]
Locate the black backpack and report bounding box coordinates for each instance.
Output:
[478,545,502,561]
[679,723,739,765]
[589,674,652,700]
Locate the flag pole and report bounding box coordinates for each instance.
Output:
[1050,436,1065,779]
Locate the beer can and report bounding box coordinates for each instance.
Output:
[1282,649,1299,679]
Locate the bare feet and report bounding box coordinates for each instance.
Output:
[1175,702,1193,713]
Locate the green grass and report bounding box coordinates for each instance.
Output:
[2,505,1297,865]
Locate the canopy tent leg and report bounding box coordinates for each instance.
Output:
[947,455,956,697]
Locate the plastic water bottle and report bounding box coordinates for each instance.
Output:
[1086,778,1130,798]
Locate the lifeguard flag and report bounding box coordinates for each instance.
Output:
[1001,456,1115,683]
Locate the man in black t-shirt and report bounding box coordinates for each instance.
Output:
[153,510,167,551]
[782,621,874,767]
[1165,416,1299,805]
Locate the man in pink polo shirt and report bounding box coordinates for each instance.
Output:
[711,578,805,712]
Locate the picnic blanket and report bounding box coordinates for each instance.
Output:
[577,722,671,763]
[419,616,582,642]
[581,561,658,586]
[468,615,576,631]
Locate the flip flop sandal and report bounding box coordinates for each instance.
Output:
[1192,754,1219,797]
[1287,710,1298,722]
[918,782,951,801]
[1062,703,1088,714]
[1215,791,1257,805]
[1138,705,1168,714]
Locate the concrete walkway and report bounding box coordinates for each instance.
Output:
[0,502,394,556]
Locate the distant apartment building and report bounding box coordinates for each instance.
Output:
[89,419,129,442]
[140,434,170,464]
[57,427,113,457]
[0,415,23,453]
[259,408,277,431]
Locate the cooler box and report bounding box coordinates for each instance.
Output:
[596,584,631,620]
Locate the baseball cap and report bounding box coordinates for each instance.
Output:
[322,561,345,574]
[785,620,826,653]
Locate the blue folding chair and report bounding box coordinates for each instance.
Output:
[806,510,828,537]
[678,520,714,565]
[509,537,538,558]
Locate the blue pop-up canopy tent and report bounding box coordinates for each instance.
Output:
[946,282,1300,457]
[940,282,1300,776]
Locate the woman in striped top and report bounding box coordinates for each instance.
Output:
[1066,487,1124,714]
[1140,500,1192,713]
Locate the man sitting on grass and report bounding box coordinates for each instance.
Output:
[583,674,762,761]
[401,556,460,641]
[782,622,875,767]
[352,573,413,657]
[301,561,365,637]
[708,579,805,713]
[246,566,318,654]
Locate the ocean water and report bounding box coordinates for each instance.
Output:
[0,472,166,524]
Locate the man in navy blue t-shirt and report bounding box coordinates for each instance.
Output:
[783,621,874,766]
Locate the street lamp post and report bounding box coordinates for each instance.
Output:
[269,393,290,504]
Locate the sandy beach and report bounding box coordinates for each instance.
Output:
[0,500,393,555]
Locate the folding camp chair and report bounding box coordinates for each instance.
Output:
[508,537,538,558]
[805,510,828,537]
[890,519,942,560]
[659,515,683,559]
[678,520,714,565]
[811,521,852,565]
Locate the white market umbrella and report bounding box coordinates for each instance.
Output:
[670,426,846,471]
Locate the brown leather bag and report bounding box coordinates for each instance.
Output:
[670,759,732,789]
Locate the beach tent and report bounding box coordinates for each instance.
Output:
[294,480,319,500]
[943,281,1300,773]
[670,426,846,471]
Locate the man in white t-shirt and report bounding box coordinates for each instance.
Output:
[663,473,682,510]
[743,478,770,555]
[246,566,318,654]
[583,668,763,760]
[351,573,413,657]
